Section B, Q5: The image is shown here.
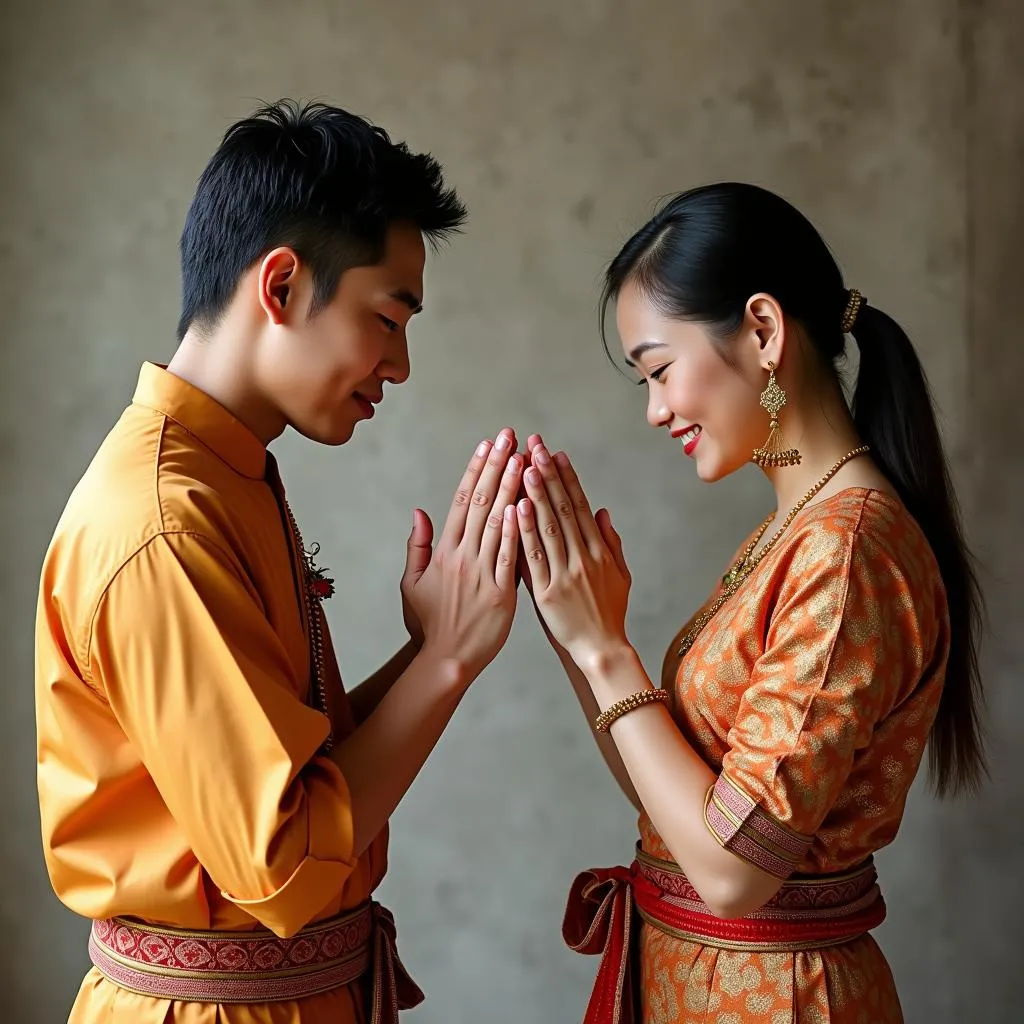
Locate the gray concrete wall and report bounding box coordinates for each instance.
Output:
[2,1,1020,1020]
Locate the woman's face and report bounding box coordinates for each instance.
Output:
[616,280,768,482]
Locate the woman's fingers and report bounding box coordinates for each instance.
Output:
[552,451,603,553]
[530,444,585,562]
[522,462,568,571]
[596,508,630,581]
[516,497,550,590]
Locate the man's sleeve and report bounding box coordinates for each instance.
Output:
[88,531,358,937]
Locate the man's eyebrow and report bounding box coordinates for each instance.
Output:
[390,289,423,314]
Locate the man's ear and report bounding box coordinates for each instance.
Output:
[257,247,301,326]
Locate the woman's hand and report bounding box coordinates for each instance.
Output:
[516,435,568,655]
[516,438,632,667]
[403,429,523,681]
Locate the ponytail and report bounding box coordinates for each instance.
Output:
[850,303,986,795]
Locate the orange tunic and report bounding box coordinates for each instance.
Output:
[639,490,947,1023]
[35,363,386,1023]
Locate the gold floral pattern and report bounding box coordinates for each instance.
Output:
[640,490,947,1022]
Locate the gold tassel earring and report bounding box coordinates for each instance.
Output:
[751,362,801,467]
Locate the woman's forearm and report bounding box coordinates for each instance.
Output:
[551,642,641,811]
[579,643,783,918]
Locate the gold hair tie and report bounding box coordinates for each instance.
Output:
[842,289,865,332]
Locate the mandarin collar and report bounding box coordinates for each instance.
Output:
[131,363,267,479]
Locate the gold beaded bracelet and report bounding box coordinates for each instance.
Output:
[594,689,670,733]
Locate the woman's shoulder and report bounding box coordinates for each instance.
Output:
[778,488,943,597]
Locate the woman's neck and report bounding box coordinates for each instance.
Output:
[762,387,864,512]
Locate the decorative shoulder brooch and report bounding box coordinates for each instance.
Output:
[303,542,335,601]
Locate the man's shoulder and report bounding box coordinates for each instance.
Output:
[44,403,258,596]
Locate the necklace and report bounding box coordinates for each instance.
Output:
[677,446,870,657]
[284,500,334,754]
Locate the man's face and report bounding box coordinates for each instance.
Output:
[257,222,426,445]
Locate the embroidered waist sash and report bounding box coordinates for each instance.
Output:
[562,847,886,1024]
[88,900,423,1022]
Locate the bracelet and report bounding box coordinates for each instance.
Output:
[594,688,670,733]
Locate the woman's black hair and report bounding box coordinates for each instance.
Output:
[601,183,984,796]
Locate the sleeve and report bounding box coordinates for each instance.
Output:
[704,524,915,879]
[87,531,358,937]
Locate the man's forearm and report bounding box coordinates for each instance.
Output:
[346,638,420,725]
[330,645,469,856]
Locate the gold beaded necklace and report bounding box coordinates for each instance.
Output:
[677,446,870,657]
[266,454,334,754]
[284,500,334,754]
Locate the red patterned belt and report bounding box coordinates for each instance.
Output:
[563,847,886,1024]
[88,900,423,1021]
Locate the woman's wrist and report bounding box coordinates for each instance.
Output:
[573,641,648,708]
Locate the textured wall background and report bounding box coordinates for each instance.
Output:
[2,1,1021,1020]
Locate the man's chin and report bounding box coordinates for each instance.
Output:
[293,417,357,447]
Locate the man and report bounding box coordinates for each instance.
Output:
[35,99,524,1023]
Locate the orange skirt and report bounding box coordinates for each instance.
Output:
[565,849,901,1023]
[640,927,901,1023]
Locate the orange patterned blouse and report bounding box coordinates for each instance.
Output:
[638,489,948,1023]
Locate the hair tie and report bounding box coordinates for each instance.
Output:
[842,289,865,332]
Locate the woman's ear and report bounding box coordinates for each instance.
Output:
[744,292,786,370]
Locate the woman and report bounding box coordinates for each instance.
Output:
[516,183,984,1022]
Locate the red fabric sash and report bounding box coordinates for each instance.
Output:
[563,855,886,1024]
[563,865,641,1024]
[89,900,423,1021]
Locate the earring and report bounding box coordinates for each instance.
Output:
[751,362,801,467]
